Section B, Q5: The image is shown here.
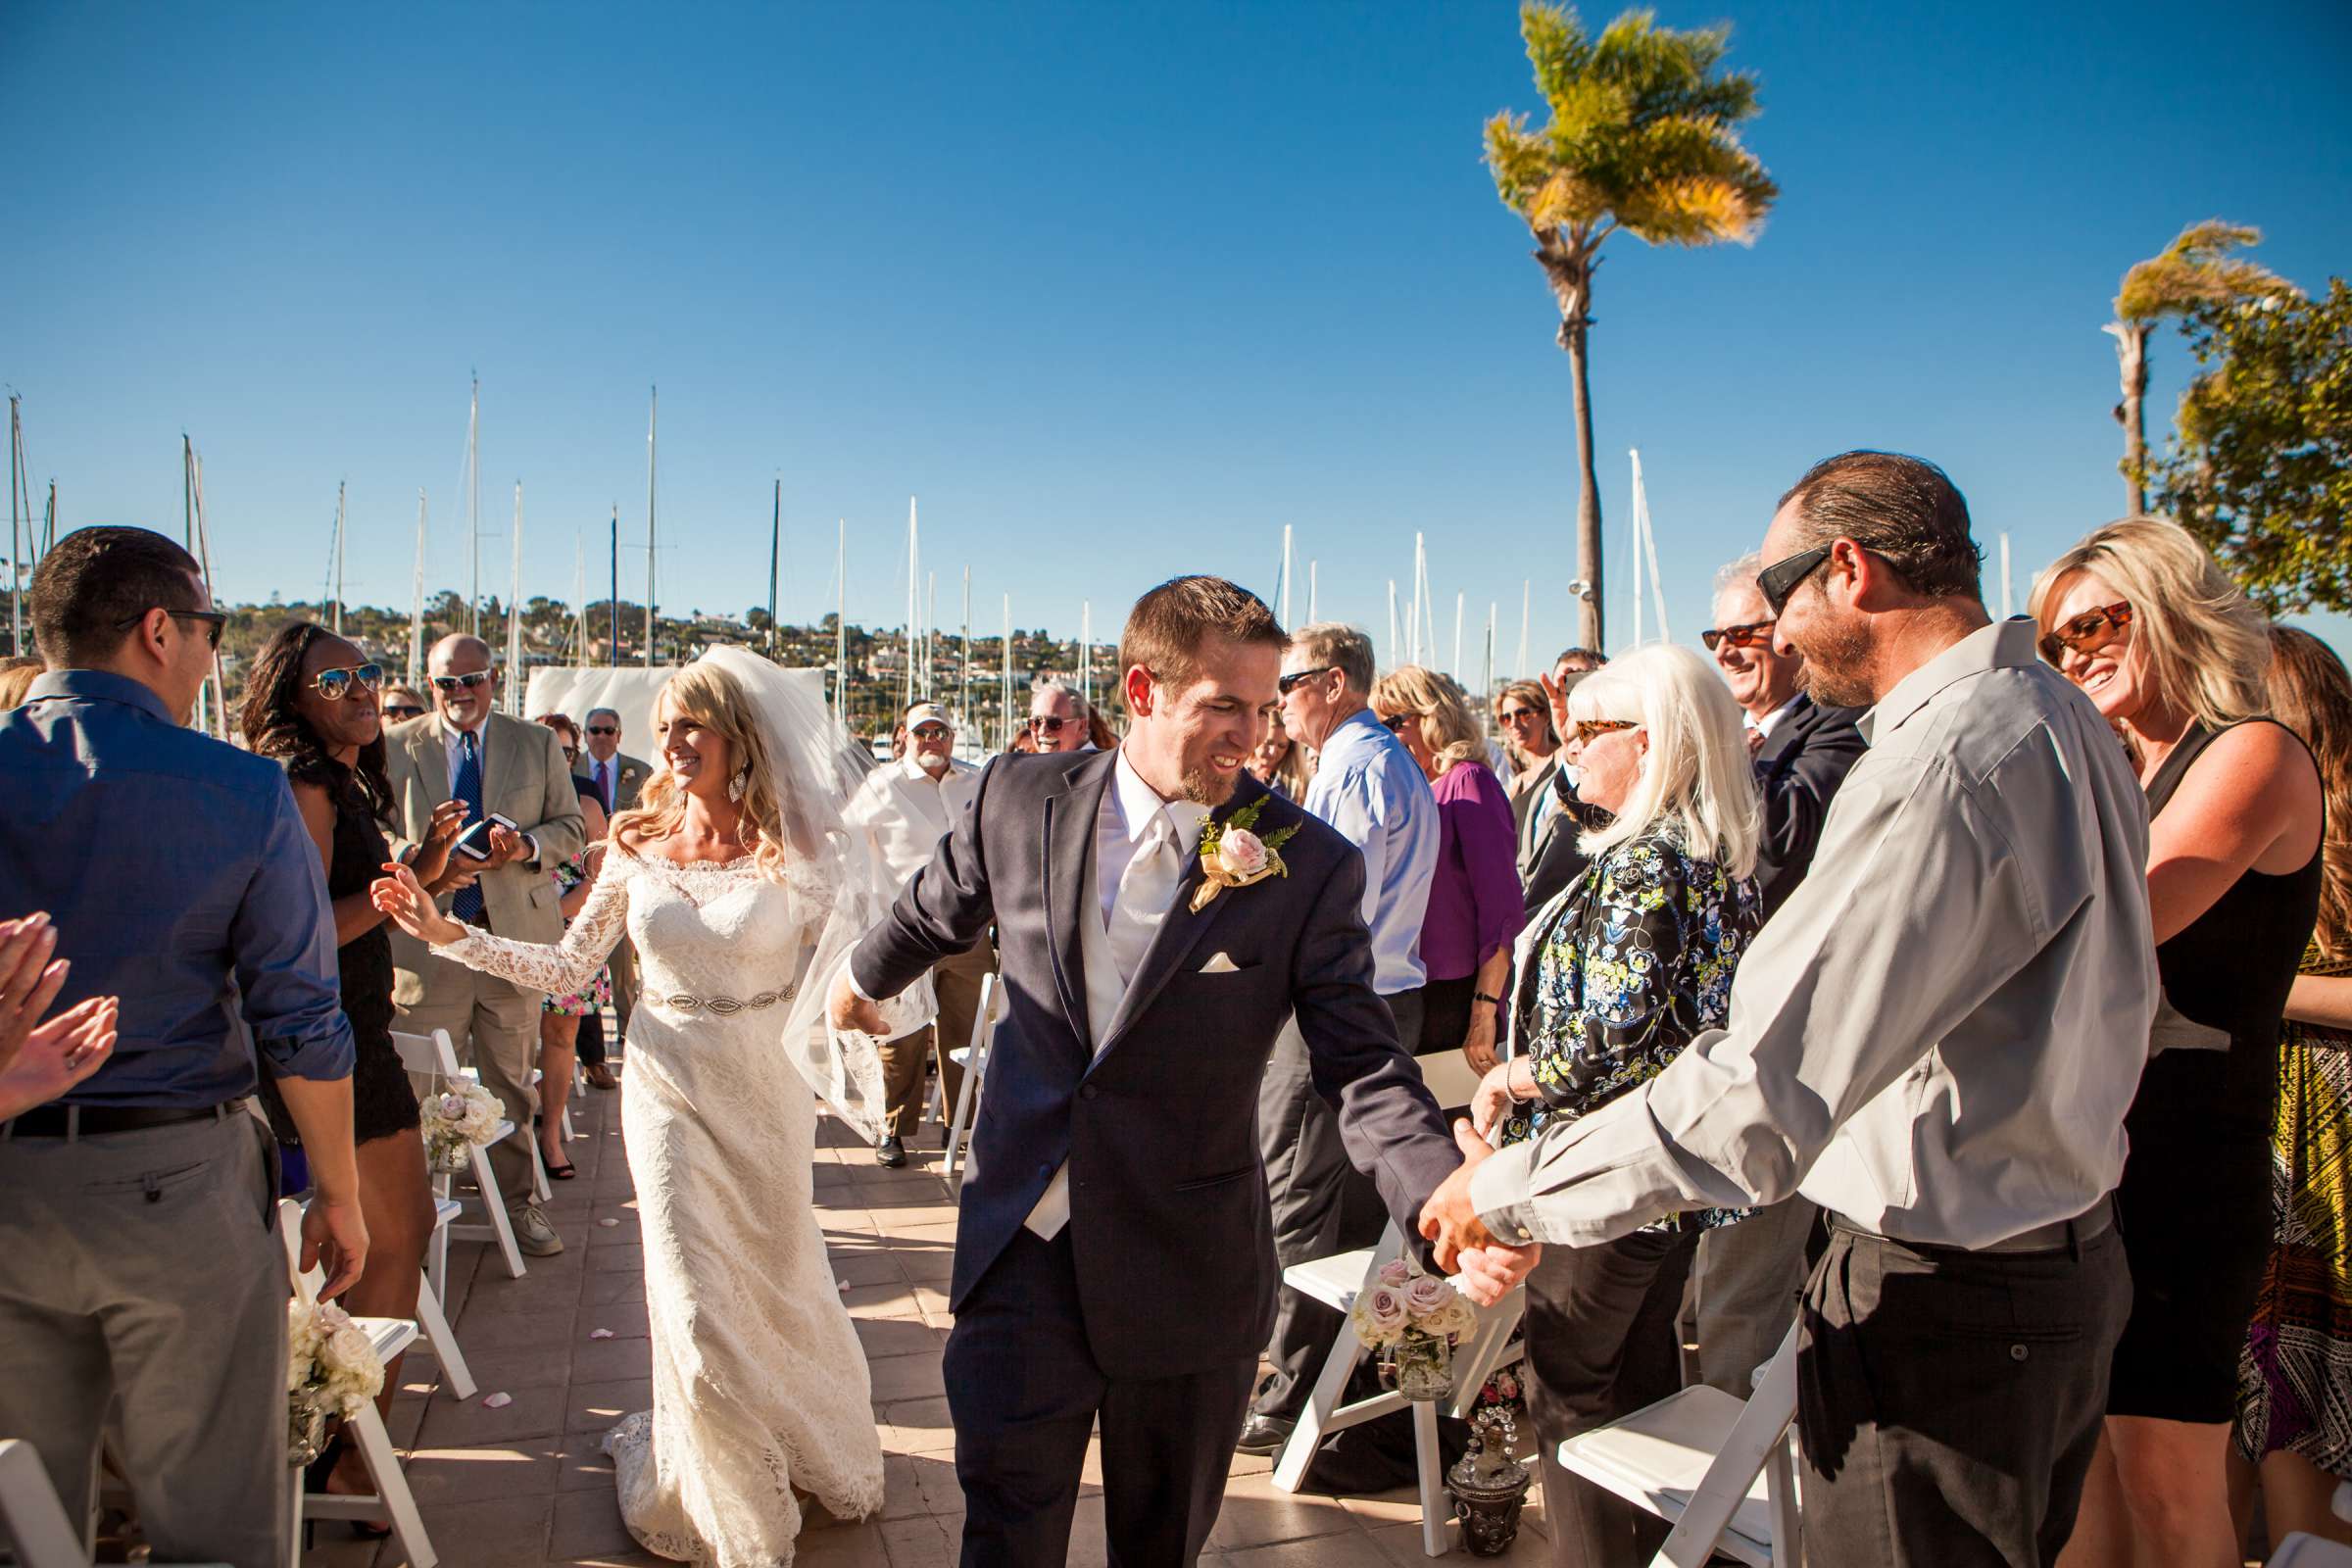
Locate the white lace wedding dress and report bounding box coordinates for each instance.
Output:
[441,844,886,1565]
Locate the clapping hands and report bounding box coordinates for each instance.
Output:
[0,912,121,1119]
[1422,1120,1541,1305]
[371,861,467,947]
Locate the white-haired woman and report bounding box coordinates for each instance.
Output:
[2033,519,2323,1568]
[1469,642,1763,1568]
[373,651,887,1565]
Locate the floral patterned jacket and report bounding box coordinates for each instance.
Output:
[1496,831,1762,1226]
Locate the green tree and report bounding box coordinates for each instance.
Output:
[2148,277,2352,613]
[2106,220,2298,514]
[1484,3,1776,648]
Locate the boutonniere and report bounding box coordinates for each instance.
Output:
[620,766,639,783]
[1191,799,1301,912]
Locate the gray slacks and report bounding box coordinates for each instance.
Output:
[1692,1194,1818,1396]
[1797,1215,2130,1566]
[0,1110,289,1568]
[1251,988,1423,1424]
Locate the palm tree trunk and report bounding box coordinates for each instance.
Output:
[1549,246,1603,650]
[2110,321,2150,514]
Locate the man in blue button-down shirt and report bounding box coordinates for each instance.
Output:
[0,527,365,1568]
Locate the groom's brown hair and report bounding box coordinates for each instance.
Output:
[1119,576,1286,708]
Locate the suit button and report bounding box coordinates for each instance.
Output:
[1081,1085,1100,1102]
[1037,1162,1054,1180]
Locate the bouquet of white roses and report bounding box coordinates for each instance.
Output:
[417,1079,503,1172]
[1349,1256,1480,1348]
[286,1297,386,1463]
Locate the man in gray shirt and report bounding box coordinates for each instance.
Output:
[1428,452,2157,1565]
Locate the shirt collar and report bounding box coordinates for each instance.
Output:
[1857,617,2028,744]
[441,713,486,750]
[1109,748,1212,856]
[1749,694,1805,741]
[24,668,176,726]
[898,754,953,785]
[1317,706,1386,760]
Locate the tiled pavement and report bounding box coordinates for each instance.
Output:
[314,1075,1553,1566]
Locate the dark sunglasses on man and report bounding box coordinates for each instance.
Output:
[2038,601,2134,665]
[1027,714,1069,734]
[586,724,618,737]
[309,662,384,703]
[1277,666,1335,696]
[115,607,228,651]
[910,723,952,741]
[429,670,495,694]
[1701,620,1777,653]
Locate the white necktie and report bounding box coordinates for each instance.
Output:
[1105,811,1184,986]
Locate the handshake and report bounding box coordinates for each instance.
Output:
[1419,1115,1543,1306]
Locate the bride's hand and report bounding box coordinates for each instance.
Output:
[371,862,466,947]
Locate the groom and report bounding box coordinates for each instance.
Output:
[831,576,1537,1565]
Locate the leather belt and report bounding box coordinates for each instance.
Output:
[1834,1195,2114,1256]
[1,1100,246,1141]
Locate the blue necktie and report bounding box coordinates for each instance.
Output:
[452,730,486,925]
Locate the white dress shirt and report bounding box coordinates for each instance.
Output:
[1473,618,2159,1250]
[844,755,983,888]
[1026,751,1210,1239]
[1301,709,1439,996]
[1746,695,1803,748]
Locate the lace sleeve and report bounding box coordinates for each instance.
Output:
[441,853,630,995]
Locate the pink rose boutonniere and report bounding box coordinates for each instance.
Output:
[1190,799,1301,912]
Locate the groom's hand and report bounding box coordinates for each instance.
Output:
[1420,1121,1540,1301]
[826,968,888,1037]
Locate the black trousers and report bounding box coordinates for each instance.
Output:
[1252,987,1425,1424]
[945,1228,1257,1567]
[1797,1216,2130,1567]
[575,1005,607,1066]
[1523,1226,1700,1568]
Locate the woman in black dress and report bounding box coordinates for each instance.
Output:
[240,623,470,1516]
[2033,519,2326,1568]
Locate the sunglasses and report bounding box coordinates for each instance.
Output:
[2039,601,2134,665]
[1378,712,1414,734]
[1497,706,1544,724]
[117,607,228,650]
[383,703,425,720]
[1571,718,1638,746]
[1028,714,1069,733]
[310,662,384,702]
[586,724,618,736]
[1278,666,1336,696]
[562,745,579,762]
[910,724,951,740]
[1701,619,1777,653]
[430,670,495,694]
[1756,546,1833,616]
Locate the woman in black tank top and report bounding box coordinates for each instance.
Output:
[2034,520,2325,1568]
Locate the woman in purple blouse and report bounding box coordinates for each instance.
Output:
[1370,666,1527,1099]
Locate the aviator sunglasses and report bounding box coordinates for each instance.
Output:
[310,662,384,702]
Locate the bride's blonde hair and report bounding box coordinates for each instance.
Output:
[611,662,801,883]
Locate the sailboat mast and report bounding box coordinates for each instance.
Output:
[834,518,847,724]
[7,396,23,656]
[925,573,937,701]
[507,481,525,713]
[466,376,480,638]
[409,491,428,687]
[1452,592,1464,682]
[573,528,588,668]
[1406,536,1423,667]
[188,451,226,737]
[332,481,347,636]
[1000,594,1011,752]
[904,499,918,714]
[644,388,658,668]
[959,565,971,733]
[767,478,781,660]
[1279,524,1293,627]
[609,505,618,669]
[1079,601,1092,716]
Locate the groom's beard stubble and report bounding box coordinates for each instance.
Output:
[1179,764,1239,808]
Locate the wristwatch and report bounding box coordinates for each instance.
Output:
[1473,991,1503,1007]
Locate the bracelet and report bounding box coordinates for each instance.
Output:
[1473,991,1502,1006]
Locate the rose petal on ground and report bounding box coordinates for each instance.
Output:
[589,1329,615,1340]
[481,1392,513,1409]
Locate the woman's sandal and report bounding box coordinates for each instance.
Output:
[303,1431,394,1540]
[546,1159,577,1180]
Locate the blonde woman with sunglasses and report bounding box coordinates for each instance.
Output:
[2034,518,2326,1568]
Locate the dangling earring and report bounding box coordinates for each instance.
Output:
[727,769,747,804]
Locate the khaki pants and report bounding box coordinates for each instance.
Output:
[0,1111,289,1568]
[399,965,543,1213]
[875,940,995,1138]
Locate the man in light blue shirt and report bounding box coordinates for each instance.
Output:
[1240,620,1440,1452]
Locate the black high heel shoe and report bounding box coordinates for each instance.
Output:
[302,1429,395,1541]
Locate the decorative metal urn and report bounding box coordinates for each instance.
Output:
[1448,1404,1533,1556]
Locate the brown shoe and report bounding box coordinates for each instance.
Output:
[584,1062,618,1092]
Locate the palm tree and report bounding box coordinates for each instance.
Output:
[2106,220,2296,514]
[1485,4,1775,650]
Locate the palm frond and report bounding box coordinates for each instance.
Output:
[2118,220,2302,321]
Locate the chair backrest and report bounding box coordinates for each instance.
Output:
[389,1027,464,1087]
[0,1438,87,1568]
[279,1197,324,1305]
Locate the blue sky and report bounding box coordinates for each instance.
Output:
[6,0,2348,674]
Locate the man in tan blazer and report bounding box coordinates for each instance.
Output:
[387,635,584,1255]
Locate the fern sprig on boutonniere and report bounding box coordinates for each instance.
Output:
[1191,798,1301,912]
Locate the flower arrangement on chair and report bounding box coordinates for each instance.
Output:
[285,1298,386,1465]
[417,1080,503,1173]
[1348,1256,1480,1401]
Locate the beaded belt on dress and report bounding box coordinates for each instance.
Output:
[655,984,796,1016]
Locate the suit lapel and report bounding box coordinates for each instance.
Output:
[1043,753,1118,1050]
[1754,696,1813,771]
[1093,773,1269,1061]
[414,721,453,809]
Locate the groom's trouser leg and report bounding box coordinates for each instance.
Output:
[945,1229,1102,1566]
[1252,989,1422,1425]
[1100,1354,1256,1565]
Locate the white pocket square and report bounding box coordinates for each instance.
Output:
[1199,953,1243,974]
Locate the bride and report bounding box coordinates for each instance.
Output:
[372,649,895,1565]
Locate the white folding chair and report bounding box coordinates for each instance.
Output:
[278,1200,436,1568]
[943,974,1002,1185]
[1269,1223,1528,1557]
[1552,1318,1803,1568]
[2273,1537,2352,1567]
[392,1028,527,1285]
